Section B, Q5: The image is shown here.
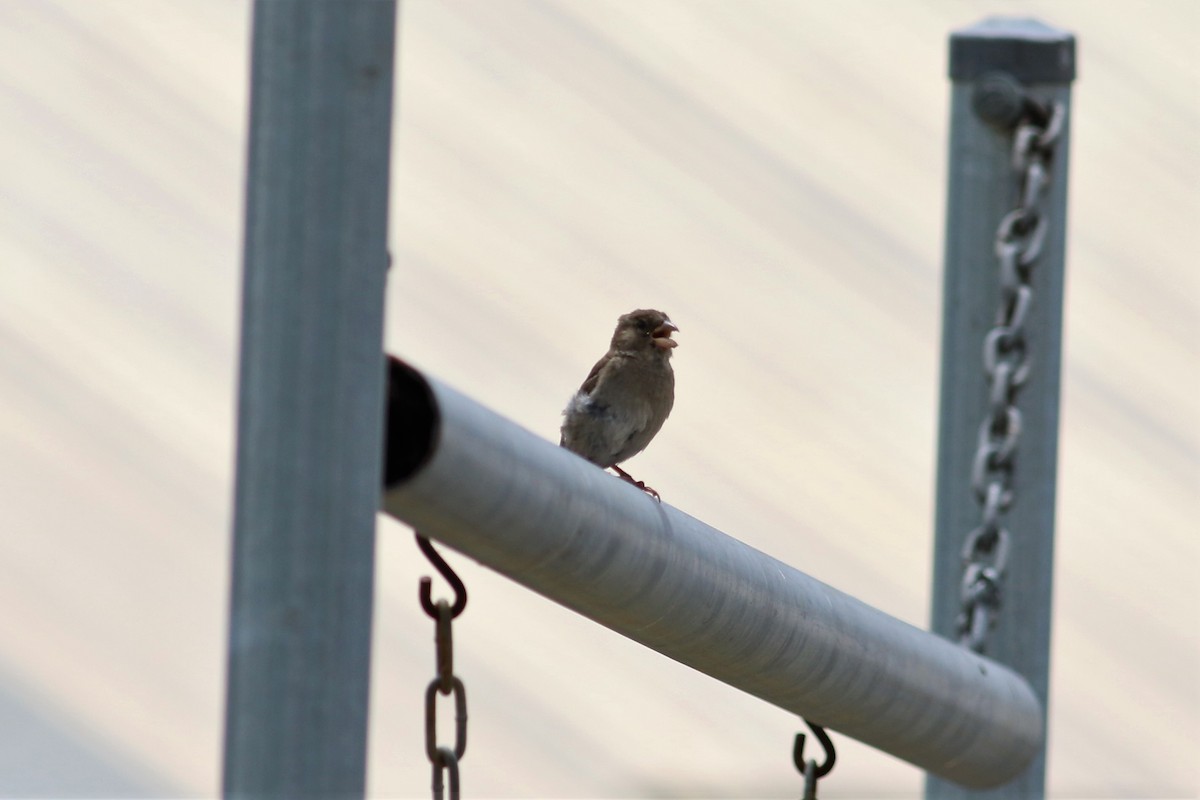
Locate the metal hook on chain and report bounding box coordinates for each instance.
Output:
[416,533,468,618]
[416,532,469,800]
[793,719,836,799]
[1035,102,1066,149]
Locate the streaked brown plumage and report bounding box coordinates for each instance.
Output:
[560,309,678,498]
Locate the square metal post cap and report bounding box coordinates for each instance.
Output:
[950,17,1076,83]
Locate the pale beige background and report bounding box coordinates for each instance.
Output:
[0,1,1196,798]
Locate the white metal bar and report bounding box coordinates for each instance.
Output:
[383,360,1043,789]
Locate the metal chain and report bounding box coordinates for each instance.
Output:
[416,533,468,800]
[956,92,1065,654]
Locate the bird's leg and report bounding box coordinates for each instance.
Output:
[611,465,661,501]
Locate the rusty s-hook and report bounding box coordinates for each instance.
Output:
[415,533,467,619]
[794,718,836,799]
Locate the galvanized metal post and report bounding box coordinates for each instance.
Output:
[222,2,396,798]
[928,18,1075,800]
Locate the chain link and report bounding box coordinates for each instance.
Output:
[956,94,1065,654]
[417,534,468,800]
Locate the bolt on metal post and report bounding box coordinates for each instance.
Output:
[928,17,1075,800]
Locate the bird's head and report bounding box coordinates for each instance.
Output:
[612,309,679,355]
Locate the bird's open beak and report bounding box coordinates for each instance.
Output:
[651,320,679,350]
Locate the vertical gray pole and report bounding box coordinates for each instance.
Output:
[927,18,1074,800]
[222,2,397,799]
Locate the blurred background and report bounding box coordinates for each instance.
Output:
[1,1,1196,798]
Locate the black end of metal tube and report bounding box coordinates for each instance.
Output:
[383,357,439,489]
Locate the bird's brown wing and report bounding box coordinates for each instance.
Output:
[561,351,610,448]
[577,351,613,396]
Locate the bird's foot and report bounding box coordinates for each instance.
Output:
[611,465,661,501]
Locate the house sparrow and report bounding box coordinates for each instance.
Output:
[560,309,678,499]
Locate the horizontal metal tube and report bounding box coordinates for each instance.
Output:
[382,359,1042,788]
